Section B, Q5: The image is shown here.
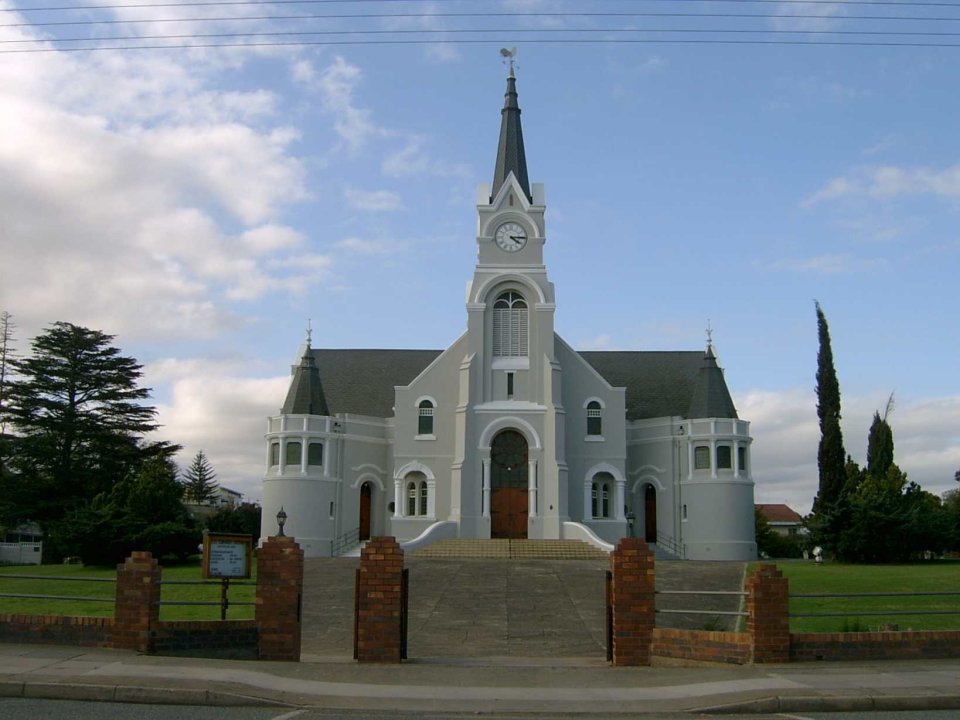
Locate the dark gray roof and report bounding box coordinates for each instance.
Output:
[491,72,531,203]
[686,346,739,420]
[309,349,442,417]
[300,347,737,422]
[282,348,330,415]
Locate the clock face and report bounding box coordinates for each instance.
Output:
[495,222,528,252]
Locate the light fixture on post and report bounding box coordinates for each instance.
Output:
[276,507,288,537]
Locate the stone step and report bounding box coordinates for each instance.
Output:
[410,539,609,560]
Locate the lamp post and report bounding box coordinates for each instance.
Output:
[276,507,288,537]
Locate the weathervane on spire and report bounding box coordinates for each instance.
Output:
[499,47,518,77]
[705,319,714,352]
[305,318,312,348]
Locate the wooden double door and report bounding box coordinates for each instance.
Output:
[490,430,529,539]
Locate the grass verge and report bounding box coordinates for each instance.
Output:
[0,560,256,621]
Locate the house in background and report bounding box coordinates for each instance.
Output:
[756,504,804,537]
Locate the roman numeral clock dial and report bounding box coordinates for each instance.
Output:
[495,222,527,252]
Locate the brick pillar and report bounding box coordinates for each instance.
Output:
[113,551,160,652]
[256,535,304,661]
[747,563,790,663]
[610,538,655,666]
[356,536,404,663]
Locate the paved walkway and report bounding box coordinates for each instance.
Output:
[2,643,960,714]
[301,558,747,659]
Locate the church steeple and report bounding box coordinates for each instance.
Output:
[281,327,329,416]
[491,63,531,203]
[687,342,739,420]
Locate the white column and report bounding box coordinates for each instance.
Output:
[278,438,286,475]
[300,437,308,474]
[687,441,694,480]
[394,479,403,517]
[528,459,538,518]
[710,439,718,479]
[482,459,491,518]
[734,441,741,478]
[615,478,626,521]
[584,478,593,520]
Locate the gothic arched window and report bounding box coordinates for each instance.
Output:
[586,401,602,436]
[492,291,528,357]
[418,400,434,435]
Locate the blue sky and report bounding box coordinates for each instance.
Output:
[1,0,958,514]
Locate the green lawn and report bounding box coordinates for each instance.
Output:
[0,560,256,621]
[769,560,960,633]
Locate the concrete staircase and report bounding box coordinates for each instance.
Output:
[410,538,609,560]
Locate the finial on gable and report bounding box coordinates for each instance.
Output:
[705,319,714,355]
[500,47,518,78]
[305,318,312,349]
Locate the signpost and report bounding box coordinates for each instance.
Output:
[202,532,253,619]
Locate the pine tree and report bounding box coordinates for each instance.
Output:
[813,301,847,513]
[182,449,219,505]
[4,322,159,525]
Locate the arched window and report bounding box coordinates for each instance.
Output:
[586,401,602,436]
[492,291,528,357]
[285,441,301,466]
[591,473,614,519]
[419,482,428,516]
[405,473,429,517]
[407,482,417,517]
[418,400,434,435]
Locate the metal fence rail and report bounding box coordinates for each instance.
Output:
[655,589,748,617]
[0,574,116,603]
[790,590,960,619]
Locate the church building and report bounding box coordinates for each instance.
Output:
[260,69,757,561]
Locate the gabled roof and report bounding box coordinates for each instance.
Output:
[491,70,531,203]
[301,346,738,422]
[756,504,804,524]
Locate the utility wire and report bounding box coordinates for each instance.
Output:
[5,10,960,29]
[7,26,960,45]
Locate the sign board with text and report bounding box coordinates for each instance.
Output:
[202,532,253,579]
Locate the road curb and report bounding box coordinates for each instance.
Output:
[0,680,291,708]
[697,693,960,714]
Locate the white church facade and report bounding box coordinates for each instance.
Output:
[260,70,757,561]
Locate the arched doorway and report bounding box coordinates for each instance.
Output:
[490,429,528,539]
[359,482,373,541]
[644,484,657,543]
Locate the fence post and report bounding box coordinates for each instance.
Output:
[113,551,160,652]
[256,535,304,661]
[355,536,404,663]
[609,537,655,666]
[747,563,790,663]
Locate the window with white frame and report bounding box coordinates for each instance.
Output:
[405,473,429,517]
[586,401,602,436]
[492,291,528,357]
[738,446,748,473]
[716,445,732,469]
[285,441,301,466]
[308,442,323,466]
[694,445,710,470]
[270,442,280,466]
[591,473,614,518]
[417,400,434,435]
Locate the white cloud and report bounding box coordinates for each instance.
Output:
[381,136,470,180]
[345,188,403,212]
[741,388,960,516]
[760,254,858,274]
[335,237,397,256]
[804,165,960,206]
[769,1,847,32]
[298,56,385,151]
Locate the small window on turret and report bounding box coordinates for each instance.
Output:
[694,446,710,470]
[308,442,323,466]
[738,446,748,473]
[270,442,280,466]
[285,441,302,466]
[717,445,732,469]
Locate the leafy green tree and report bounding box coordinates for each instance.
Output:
[809,301,847,554]
[205,502,261,537]
[53,456,199,565]
[3,323,159,527]
[181,449,219,504]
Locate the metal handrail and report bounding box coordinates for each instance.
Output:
[655,532,685,559]
[332,527,360,556]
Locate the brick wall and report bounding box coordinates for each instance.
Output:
[255,535,304,661]
[652,627,752,665]
[112,551,161,652]
[609,538,655,666]
[355,536,404,663]
[791,630,960,662]
[151,620,258,659]
[746,563,790,663]
[0,614,112,647]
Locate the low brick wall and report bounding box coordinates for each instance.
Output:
[791,630,960,662]
[151,620,258,659]
[652,627,752,665]
[0,614,112,648]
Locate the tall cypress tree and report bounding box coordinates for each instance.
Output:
[813,301,847,515]
[866,395,895,479]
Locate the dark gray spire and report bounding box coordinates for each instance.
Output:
[491,69,531,203]
[687,345,739,419]
[282,345,330,416]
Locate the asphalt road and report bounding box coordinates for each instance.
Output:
[3,700,960,720]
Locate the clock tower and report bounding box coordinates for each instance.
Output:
[455,65,566,540]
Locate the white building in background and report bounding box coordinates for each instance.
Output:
[260,69,757,561]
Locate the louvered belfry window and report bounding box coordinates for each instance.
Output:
[492,291,528,357]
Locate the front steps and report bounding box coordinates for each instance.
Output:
[410,538,608,560]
